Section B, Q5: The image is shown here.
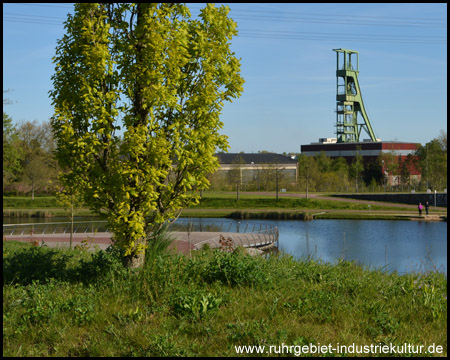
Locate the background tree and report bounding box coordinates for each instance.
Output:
[3,90,24,192]
[228,155,245,200]
[314,151,333,191]
[22,153,48,200]
[349,146,364,193]
[378,150,399,191]
[258,163,273,192]
[3,112,23,192]
[49,3,244,267]
[363,159,383,191]
[298,154,318,198]
[16,120,58,198]
[315,151,332,174]
[331,157,349,192]
[273,164,286,200]
[399,154,414,191]
[438,129,447,152]
[57,186,85,249]
[416,132,447,191]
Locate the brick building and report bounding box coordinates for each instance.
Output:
[300,139,421,187]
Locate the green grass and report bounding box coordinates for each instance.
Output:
[194,196,412,212]
[3,194,412,211]
[4,193,445,221]
[3,196,63,209]
[3,240,447,357]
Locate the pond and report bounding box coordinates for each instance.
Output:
[3,216,447,274]
[175,218,447,275]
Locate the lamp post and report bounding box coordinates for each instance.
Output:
[434,190,437,211]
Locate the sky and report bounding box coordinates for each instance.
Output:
[3,3,447,154]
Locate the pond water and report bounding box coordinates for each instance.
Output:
[174,218,447,275]
[3,216,447,274]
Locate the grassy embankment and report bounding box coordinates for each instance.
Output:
[3,239,447,357]
[4,192,442,220]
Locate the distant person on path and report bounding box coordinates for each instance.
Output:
[418,202,423,216]
[425,201,430,216]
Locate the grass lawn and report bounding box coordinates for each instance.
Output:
[2,193,414,211]
[3,240,447,357]
[4,193,445,221]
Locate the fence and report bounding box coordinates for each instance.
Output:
[191,226,279,251]
[3,221,109,237]
[3,218,279,250]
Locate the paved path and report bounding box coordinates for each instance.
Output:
[3,231,276,255]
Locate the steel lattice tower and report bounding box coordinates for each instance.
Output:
[333,48,377,143]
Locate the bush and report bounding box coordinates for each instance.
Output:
[3,245,74,285]
[190,250,270,287]
[77,245,128,283]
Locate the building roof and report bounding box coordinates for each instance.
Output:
[216,153,297,165]
[301,141,420,153]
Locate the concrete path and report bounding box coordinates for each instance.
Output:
[3,231,275,255]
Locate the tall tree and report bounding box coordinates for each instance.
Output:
[49,3,244,267]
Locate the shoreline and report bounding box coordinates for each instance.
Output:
[3,208,447,222]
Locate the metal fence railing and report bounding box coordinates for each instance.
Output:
[3,219,279,250]
[3,221,109,236]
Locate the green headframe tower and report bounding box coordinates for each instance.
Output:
[333,48,377,143]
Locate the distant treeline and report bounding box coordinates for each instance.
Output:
[3,112,447,197]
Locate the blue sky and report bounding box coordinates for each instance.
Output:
[3,3,447,154]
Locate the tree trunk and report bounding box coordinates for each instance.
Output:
[306,177,309,199]
[70,203,74,250]
[124,252,145,268]
[124,237,146,268]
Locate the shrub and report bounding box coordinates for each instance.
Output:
[3,245,73,285]
[77,245,128,283]
[194,250,270,287]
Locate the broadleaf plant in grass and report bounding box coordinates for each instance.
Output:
[49,3,244,267]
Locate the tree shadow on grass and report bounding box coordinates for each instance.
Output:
[3,245,126,286]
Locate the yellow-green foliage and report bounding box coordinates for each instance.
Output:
[49,4,244,258]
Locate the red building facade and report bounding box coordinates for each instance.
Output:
[300,140,421,187]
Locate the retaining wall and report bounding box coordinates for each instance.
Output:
[332,192,447,207]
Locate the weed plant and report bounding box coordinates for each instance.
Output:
[3,240,447,357]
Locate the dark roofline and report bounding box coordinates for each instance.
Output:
[216,153,297,165]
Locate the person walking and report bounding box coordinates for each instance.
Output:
[425,201,430,216]
[418,202,423,216]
